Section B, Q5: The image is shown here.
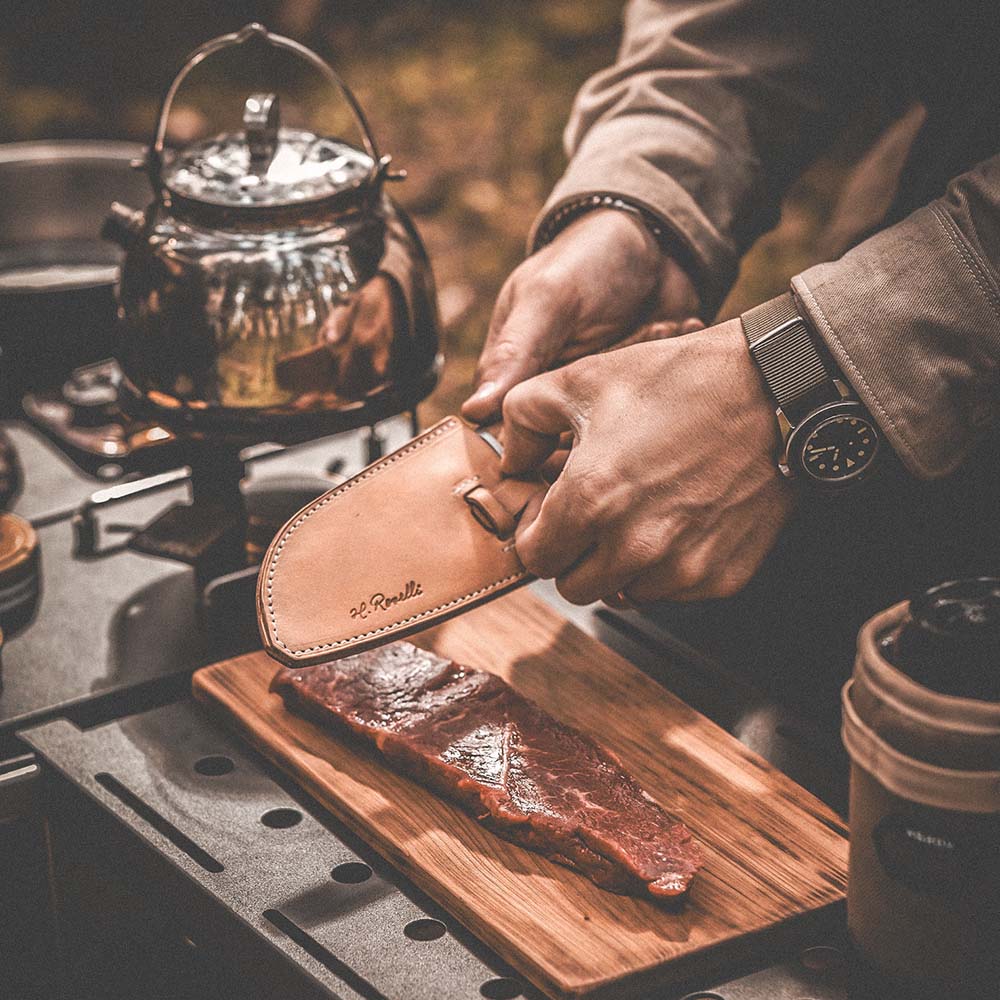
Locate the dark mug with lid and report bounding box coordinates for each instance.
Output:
[842,578,1000,995]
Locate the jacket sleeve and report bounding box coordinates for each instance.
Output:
[793,156,1000,479]
[531,0,861,314]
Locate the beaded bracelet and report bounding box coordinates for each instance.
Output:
[533,193,673,253]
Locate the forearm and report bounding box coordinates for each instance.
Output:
[533,0,859,314]
[793,154,1000,478]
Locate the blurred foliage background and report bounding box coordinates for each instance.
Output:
[0,0,896,422]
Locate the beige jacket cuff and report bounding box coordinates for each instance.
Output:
[528,116,742,317]
[793,196,1000,479]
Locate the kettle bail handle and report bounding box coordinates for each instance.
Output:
[147,22,383,196]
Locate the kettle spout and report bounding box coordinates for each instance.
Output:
[101,202,145,249]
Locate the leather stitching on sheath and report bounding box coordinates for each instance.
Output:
[265,418,528,656]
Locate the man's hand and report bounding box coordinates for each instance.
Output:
[501,319,796,604]
[276,274,401,402]
[462,209,702,423]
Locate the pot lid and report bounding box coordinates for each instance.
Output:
[161,93,374,209]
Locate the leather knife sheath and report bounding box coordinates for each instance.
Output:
[257,416,546,667]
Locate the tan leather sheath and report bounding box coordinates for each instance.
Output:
[257,416,546,667]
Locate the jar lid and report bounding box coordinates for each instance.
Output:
[910,577,1000,638]
[0,512,37,589]
[858,601,1000,736]
[893,578,1000,703]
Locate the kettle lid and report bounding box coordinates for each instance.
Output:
[161,93,373,209]
[147,24,395,215]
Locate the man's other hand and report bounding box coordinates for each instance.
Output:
[500,319,796,604]
[462,209,702,423]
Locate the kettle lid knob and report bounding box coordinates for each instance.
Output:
[244,93,280,171]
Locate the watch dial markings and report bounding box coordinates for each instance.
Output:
[800,412,878,483]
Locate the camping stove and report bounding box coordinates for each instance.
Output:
[20,355,420,601]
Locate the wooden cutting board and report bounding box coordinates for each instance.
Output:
[193,588,847,999]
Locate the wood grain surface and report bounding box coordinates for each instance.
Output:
[192,588,848,999]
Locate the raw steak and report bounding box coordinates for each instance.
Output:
[271,641,702,899]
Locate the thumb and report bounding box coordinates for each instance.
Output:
[462,295,564,424]
[500,370,575,476]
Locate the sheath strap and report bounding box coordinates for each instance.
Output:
[464,477,544,540]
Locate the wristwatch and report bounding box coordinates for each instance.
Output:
[741,293,881,488]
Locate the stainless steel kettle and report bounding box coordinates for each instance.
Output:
[104,23,440,443]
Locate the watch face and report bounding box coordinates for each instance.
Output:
[800,412,879,483]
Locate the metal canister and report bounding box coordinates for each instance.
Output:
[842,579,1000,994]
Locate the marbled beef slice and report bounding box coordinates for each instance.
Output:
[271,641,702,899]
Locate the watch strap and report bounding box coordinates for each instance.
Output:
[741,293,839,425]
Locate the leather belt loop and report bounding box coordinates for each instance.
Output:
[465,485,517,539]
[463,477,544,540]
[492,478,542,519]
